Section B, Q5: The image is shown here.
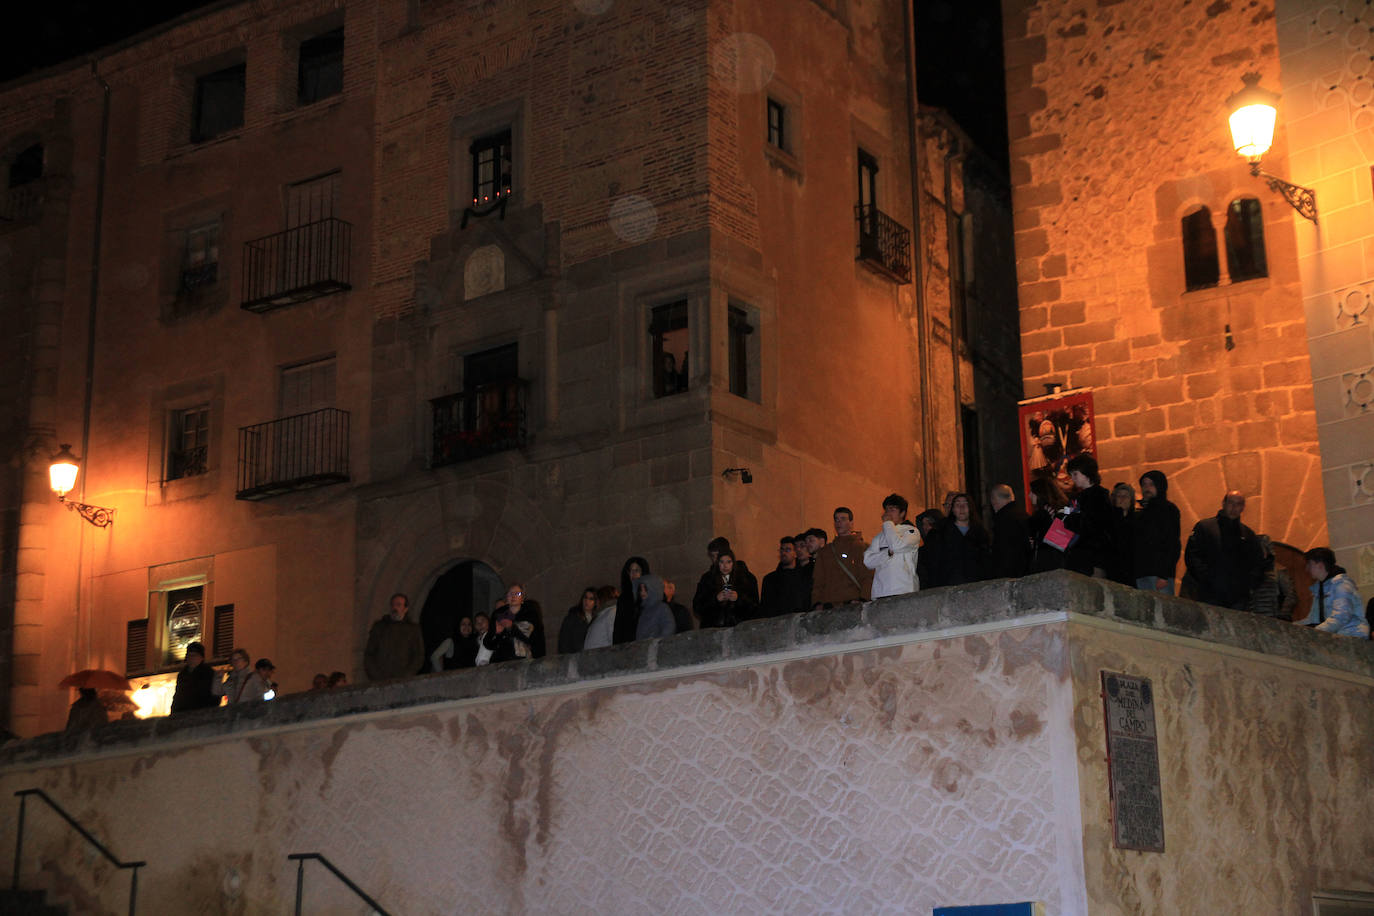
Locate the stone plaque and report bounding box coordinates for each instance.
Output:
[1101,671,1165,852]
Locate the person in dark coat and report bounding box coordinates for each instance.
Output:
[913,509,944,587]
[504,584,546,658]
[1028,477,1069,573]
[364,594,426,681]
[170,641,217,714]
[697,548,759,628]
[612,557,650,644]
[66,687,108,731]
[988,484,1031,579]
[1182,491,1264,610]
[760,536,811,617]
[451,616,479,668]
[693,538,755,624]
[928,494,992,587]
[1063,454,1113,578]
[482,610,521,663]
[663,579,693,633]
[558,587,598,655]
[1132,470,1181,594]
[1106,482,1137,585]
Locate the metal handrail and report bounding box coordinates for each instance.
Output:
[12,788,145,916]
[289,852,390,916]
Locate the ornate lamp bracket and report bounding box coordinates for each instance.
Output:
[60,496,115,528]
[1252,162,1317,223]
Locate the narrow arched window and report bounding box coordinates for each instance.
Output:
[1181,206,1219,291]
[1224,197,1267,282]
[7,143,42,188]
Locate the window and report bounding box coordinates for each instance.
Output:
[297,27,344,106]
[181,221,220,294]
[470,130,512,205]
[1180,205,1219,291]
[166,404,210,481]
[7,143,42,187]
[650,301,689,398]
[280,357,336,415]
[163,584,204,666]
[857,148,878,211]
[766,98,786,151]
[212,604,235,660]
[727,306,755,400]
[286,171,340,227]
[1223,197,1267,282]
[192,63,246,143]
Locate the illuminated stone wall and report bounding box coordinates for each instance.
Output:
[1002,0,1330,549]
[2,575,1371,914]
[1274,0,1374,590]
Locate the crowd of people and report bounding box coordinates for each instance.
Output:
[361,457,1367,688]
[150,462,1368,721]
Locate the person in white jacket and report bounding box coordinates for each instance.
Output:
[864,493,923,599]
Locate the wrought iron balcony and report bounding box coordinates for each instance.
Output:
[431,379,529,468]
[236,407,349,500]
[241,217,352,312]
[0,181,44,225]
[855,204,912,284]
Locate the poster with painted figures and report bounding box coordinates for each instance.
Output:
[1017,388,1097,507]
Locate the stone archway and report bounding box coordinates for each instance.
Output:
[416,558,503,670]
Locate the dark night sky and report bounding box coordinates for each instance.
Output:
[3,0,1007,168]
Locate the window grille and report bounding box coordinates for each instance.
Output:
[470,130,512,206]
[1224,197,1267,282]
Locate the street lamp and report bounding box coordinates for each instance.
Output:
[48,443,115,528]
[1227,73,1317,223]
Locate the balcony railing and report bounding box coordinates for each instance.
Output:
[0,181,44,225]
[236,407,349,500]
[431,379,529,468]
[855,204,912,284]
[241,217,352,312]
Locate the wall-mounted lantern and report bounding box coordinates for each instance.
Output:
[1227,73,1317,223]
[49,443,115,527]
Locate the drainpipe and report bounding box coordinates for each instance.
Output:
[941,132,969,490]
[901,0,936,508]
[73,61,112,668]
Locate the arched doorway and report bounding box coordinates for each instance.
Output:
[418,560,503,669]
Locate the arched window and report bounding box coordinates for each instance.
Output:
[1224,197,1267,282]
[1181,206,1219,291]
[7,143,42,188]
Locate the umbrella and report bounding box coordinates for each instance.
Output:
[59,669,132,692]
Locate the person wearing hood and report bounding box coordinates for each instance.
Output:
[612,556,650,645]
[635,574,677,640]
[1298,547,1370,638]
[1132,470,1181,595]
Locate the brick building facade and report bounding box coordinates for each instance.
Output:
[0,0,1020,736]
[1004,0,1374,587]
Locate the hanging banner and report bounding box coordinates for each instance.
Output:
[1017,388,1097,506]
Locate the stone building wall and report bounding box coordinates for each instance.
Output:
[1275,0,1374,589]
[3,575,1371,914]
[1002,0,1329,548]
